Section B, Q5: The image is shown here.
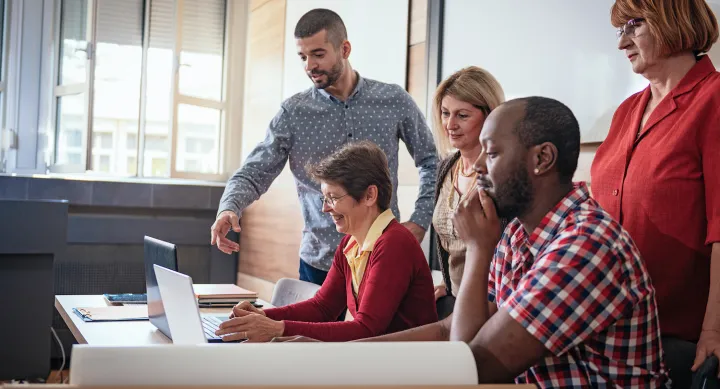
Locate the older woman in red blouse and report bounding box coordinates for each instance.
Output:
[591,0,719,386]
[215,141,437,343]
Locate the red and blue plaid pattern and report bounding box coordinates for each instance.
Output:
[488,183,667,388]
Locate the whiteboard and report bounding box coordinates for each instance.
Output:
[708,1,720,66]
[442,0,720,143]
[283,0,409,99]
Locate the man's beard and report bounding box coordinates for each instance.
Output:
[308,59,344,89]
[487,164,534,220]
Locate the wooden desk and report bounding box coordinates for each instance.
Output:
[55,295,271,345]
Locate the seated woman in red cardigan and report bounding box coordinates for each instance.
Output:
[215,141,438,342]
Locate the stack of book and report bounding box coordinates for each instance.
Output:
[193,284,258,308]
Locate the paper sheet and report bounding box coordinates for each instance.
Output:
[72,305,148,322]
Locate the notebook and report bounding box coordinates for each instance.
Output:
[72,305,149,322]
[193,284,257,300]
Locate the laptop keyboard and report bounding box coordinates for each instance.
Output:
[201,315,224,341]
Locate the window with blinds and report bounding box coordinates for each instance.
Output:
[92,0,144,175]
[176,0,226,174]
[178,0,226,102]
[52,0,229,178]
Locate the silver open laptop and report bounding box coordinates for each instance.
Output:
[153,264,238,344]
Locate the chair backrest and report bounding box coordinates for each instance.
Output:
[436,294,455,321]
[691,355,719,389]
[270,278,321,308]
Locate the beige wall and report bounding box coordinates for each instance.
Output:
[236,0,300,301]
[236,0,601,300]
[576,144,599,184]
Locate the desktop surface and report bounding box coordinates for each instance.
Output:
[55,295,271,346]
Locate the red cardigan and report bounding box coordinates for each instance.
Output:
[591,55,720,341]
[264,220,438,341]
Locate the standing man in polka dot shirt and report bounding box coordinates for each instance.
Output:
[211,8,439,286]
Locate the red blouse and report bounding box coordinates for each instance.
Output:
[264,220,438,341]
[591,55,720,341]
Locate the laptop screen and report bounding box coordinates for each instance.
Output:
[143,236,178,338]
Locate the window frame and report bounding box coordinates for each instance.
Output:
[0,0,7,98]
[170,0,229,181]
[0,0,9,167]
[50,0,96,174]
[50,0,230,181]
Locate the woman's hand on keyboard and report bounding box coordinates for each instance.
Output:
[230,300,265,319]
[215,313,284,343]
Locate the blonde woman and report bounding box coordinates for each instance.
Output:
[430,67,505,312]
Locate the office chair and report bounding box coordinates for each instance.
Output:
[0,199,68,381]
[665,336,720,389]
[270,278,320,307]
[436,294,455,321]
[690,355,719,389]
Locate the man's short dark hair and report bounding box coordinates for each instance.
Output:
[511,97,580,182]
[306,141,392,211]
[294,9,348,48]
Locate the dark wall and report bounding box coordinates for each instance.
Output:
[0,175,237,365]
[0,175,237,283]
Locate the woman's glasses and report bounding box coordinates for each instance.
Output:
[616,18,645,39]
[319,193,350,207]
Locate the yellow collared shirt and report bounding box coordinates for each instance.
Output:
[343,209,396,294]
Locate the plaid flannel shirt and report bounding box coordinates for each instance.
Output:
[489,182,667,388]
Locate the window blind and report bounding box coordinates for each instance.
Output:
[61,0,226,52]
[149,0,175,49]
[181,0,226,55]
[96,0,143,46]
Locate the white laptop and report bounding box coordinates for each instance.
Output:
[153,264,242,344]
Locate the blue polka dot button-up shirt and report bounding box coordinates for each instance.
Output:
[219,73,438,271]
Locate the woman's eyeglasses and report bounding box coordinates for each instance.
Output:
[319,193,350,206]
[616,18,645,39]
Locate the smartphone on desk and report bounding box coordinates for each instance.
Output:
[103,293,148,305]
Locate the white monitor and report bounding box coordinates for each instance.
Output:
[69,342,478,386]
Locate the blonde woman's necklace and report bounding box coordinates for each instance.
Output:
[458,158,474,177]
[447,159,478,210]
